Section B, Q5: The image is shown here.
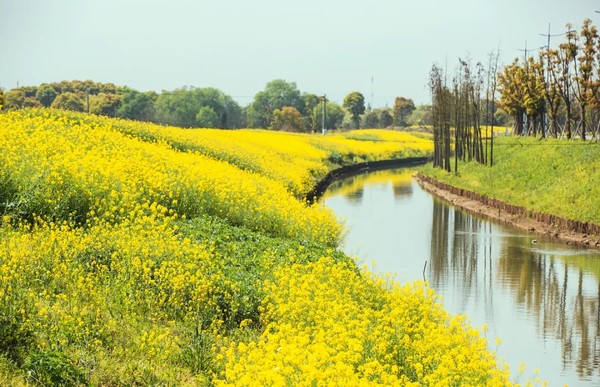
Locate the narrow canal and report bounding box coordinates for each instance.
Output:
[321,168,600,386]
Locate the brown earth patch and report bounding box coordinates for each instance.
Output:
[415,172,600,249]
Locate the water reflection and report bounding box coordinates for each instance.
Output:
[325,171,413,205]
[429,200,498,327]
[496,238,600,381]
[323,168,600,386]
[393,182,413,198]
[428,195,600,384]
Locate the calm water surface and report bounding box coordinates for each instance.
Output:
[322,168,600,386]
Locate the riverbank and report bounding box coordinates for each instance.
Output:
[415,172,600,248]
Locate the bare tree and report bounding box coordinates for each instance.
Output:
[486,49,500,166]
[429,64,452,171]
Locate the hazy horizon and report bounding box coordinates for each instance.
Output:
[1,0,596,107]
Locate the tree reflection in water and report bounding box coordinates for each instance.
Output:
[429,199,600,381]
[498,240,600,380]
[325,169,414,205]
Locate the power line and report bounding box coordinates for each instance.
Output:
[492,141,600,146]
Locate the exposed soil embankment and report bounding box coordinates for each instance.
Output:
[415,172,600,248]
[307,156,429,203]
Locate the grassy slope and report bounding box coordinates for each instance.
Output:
[421,136,600,225]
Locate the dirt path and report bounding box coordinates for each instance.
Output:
[414,173,600,248]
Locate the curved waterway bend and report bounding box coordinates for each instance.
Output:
[321,167,600,387]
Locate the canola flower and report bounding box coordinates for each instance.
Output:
[0,109,340,245]
[216,257,537,386]
[105,120,330,198]
[310,129,434,164]
[0,108,544,385]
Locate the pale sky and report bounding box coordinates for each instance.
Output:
[0,0,596,107]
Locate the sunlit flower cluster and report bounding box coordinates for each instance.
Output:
[310,129,434,164]
[107,119,330,198]
[0,109,340,245]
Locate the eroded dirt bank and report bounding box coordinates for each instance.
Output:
[415,172,600,248]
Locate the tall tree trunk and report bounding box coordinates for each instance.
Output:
[514,112,524,135]
[565,102,572,139]
[581,104,587,141]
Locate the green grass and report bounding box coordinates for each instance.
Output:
[421,136,600,225]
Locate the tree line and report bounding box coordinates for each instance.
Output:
[429,52,501,172]
[428,18,600,173]
[498,18,600,141]
[0,79,430,131]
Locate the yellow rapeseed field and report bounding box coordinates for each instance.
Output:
[0,109,542,385]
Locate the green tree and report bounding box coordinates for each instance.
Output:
[498,59,527,135]
[23,97,42,108]
[340,114,355,130]
[4,90,26,110]
[155,88,197,127]
[21,86,38,98]
[393,97,416,127]
[50,92,85,112]
[35,85,58,107]
[406,104,432,127]
[4,87,42,109]
[208,88,242,128]
[196,106,219,128]
[247,80,303,128]
[379,108,394,127]
[362,110,380,128]
[312,101,345,130]
[239,107,249,128]
[493,108,512,128]
[303,93,321,131]
[303,93,320,114]
[98,82,118,94]
[116,90,157,122]
[89,93,122,116]
[272,106,304,132]
[343,91,365,129]
[522,57,546,137]
[0,89,4,110]
[155,87,241,128]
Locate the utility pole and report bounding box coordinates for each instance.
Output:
[517,41,530,62]
[540,24,578,50]
[541,24,551,135]
[321,94,327,135]
[518,41,547,63]
[517,41,529,134]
